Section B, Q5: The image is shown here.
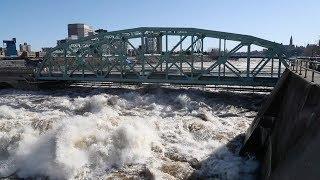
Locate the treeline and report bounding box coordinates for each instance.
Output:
[289,44,320,57]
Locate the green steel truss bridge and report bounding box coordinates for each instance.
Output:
[36,27,289,87]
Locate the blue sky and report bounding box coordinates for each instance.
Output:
[0,0,319,51]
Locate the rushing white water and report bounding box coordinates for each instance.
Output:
[0,87,263,179]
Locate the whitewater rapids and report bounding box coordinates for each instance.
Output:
[0,86,263,179]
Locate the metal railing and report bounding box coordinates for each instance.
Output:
[290,57,320,82]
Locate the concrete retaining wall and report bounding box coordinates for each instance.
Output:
[240,69,320,180]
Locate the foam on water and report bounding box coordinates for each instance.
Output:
[0,87,262,179]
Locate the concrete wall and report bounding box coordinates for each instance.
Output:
[240,69,320,180]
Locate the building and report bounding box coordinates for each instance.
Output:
[289,36,293,46]
[68,23,94,39]
[3,38,18,57]
[53,23,95,46]
[284,36,306,57]
[144,37,162,54]
[19,43,32,53]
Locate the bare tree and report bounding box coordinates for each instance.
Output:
[208,48,220,60]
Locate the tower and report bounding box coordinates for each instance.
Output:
[289,36,293,46]
[68,23,94,39]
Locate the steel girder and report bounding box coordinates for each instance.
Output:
[36,27,288,87]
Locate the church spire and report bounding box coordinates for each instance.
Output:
[290,36,293,46]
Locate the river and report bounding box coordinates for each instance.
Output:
[0,86,263,179]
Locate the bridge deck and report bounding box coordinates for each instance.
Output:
[38,71,279,87]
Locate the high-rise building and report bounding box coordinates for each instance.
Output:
[290,36,293,46]
[3,38,18,57]
[68,23,94,39]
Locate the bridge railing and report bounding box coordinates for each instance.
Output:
[290,57,320,82]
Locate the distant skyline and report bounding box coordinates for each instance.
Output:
[1,0,319,51]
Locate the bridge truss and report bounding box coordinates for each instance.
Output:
[37,27,288,87]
